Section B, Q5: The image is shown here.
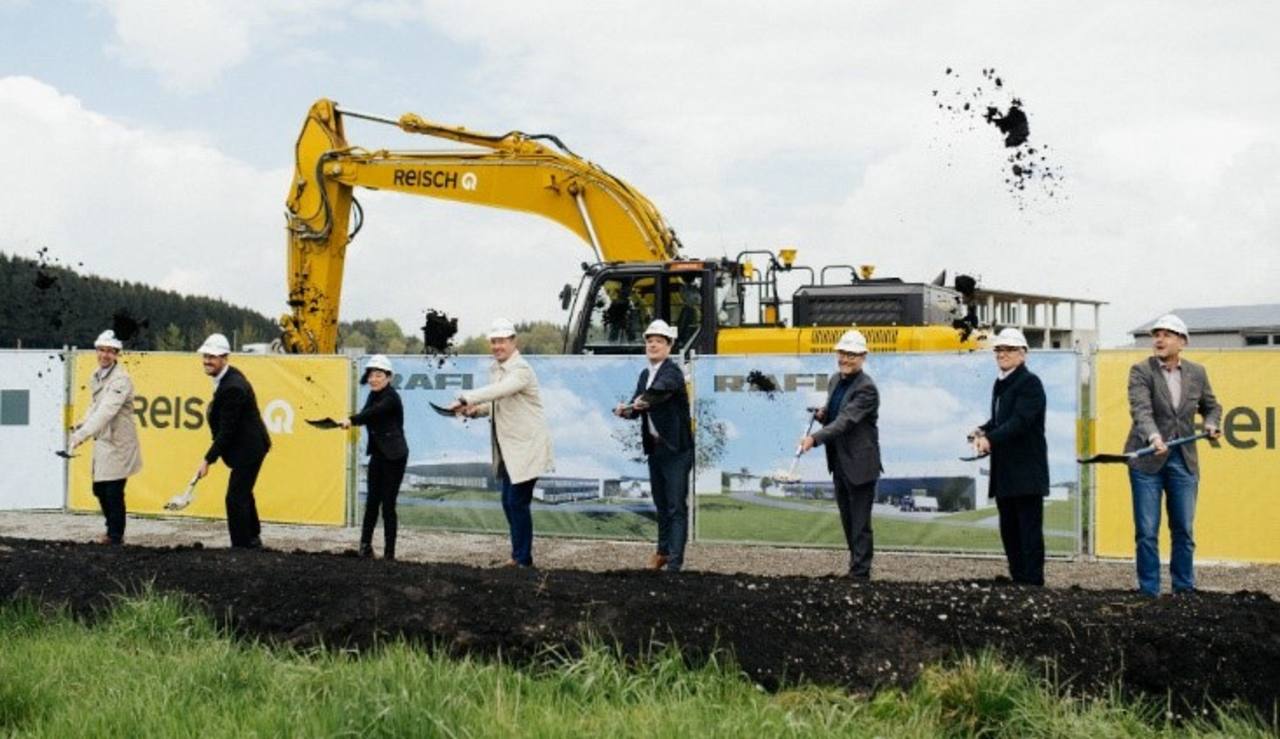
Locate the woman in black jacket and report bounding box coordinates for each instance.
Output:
[341,355,409,559]
[971,328,1049,586]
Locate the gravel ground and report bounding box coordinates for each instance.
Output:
[2,510,1276,597]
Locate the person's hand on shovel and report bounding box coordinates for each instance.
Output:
[195,460,210,480]
[798,435,816,454]
[338,418,352,430]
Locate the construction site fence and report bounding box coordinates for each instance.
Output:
[1,348,1275,562]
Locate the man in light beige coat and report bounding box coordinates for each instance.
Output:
[68,330,142,544]
[451,318,554,566]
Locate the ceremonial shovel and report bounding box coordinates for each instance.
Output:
[774,409,820,483]
[305,417,342,429]
[164,474,201,511]
[429,401,460,417]
[1077,432,1210,464]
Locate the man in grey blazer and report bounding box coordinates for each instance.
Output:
[800,330,882,579]
[1126,314,1222,596]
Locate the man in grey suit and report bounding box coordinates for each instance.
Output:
[1126,314,1222,596]
[800,330,882,579]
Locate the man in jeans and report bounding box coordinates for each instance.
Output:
[1126,314,1222,596]
[454,319,555,568]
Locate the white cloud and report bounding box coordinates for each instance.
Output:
[0,77,286,320]
[12,1,1280,349]
[95,0,349,92]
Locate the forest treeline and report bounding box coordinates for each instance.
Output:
[2,252,567,354]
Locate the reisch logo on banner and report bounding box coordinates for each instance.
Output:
[262,399,295,434]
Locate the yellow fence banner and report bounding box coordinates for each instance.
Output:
[1094,350,1279,563]
[68,353,351,525]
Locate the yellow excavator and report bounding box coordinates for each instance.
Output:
[281,99,984,355]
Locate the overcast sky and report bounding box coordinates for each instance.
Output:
[2,1,1277,346]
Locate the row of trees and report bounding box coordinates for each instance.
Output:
[339,318,567,355]
[0,252,279,351]
[2,252,570,356]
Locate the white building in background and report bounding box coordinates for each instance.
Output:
[975,287,1106,351]
[1130,304,1280,348]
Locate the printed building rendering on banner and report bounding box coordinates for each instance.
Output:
[693,353,1081,552]
[362,355,665,541]
[0,351,68,510]
[1093,350,1280,563]
[66,353,350,525]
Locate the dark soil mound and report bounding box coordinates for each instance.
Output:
[1,537,1276,715]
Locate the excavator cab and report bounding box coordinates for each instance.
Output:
[567,262,718,355]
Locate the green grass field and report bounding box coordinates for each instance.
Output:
[0,593,1270,738]
[388,488,1080,552]
[695,497,1078,553]
[392,493,657,540]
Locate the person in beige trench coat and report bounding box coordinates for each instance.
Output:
[450,319,554,567]
[68,330,142,544]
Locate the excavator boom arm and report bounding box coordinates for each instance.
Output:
[281,100,680,353]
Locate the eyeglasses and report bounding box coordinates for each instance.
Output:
[993,347,1019,354]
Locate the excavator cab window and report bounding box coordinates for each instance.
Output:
[664,273,705,352]
[581,275,656,353]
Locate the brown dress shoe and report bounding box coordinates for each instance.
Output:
[94,534,115,545]
[647,553,669,571]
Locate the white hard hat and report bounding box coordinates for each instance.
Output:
[834,330,868,354]
[365,354,394,375]
[643,319,678,341]
[1150,313,1189,340]
[486,318,517,340]
[992,327,1029,350]
[93,329,123,351]
[197,333,231,356]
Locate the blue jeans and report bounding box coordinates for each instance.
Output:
[500,465,537,566]
[647,447,693,571]
[1128,447,1198,596]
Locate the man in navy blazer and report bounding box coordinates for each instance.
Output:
[615,320,694,572]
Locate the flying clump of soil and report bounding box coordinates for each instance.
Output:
[422,309,460,368]
[933,67,1064,206]
[745,370,780,399]
[110,309,149,343]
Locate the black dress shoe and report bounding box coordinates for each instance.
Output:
[358,543,374,558]
[244,537,263,549]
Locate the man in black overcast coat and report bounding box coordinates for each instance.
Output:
[972,328,1048,586]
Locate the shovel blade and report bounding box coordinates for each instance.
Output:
[1077,453,1132,465]
[163,492,193,511]
[429,402,459,417]
[305,417,341,429]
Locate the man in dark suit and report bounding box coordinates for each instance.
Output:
[971,328,1049,586]
[1126,314,1222,596]
[799,330,882,579]
[195,333,271,548]
[614,319,694,572]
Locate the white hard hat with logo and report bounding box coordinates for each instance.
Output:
[834,330,868,354]
[486,318,517,340]
[992,327,1029,350]
[643,319,678,341]
[1150,313,1189,341]
[93,329,123,351]
[197,333,231,356]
